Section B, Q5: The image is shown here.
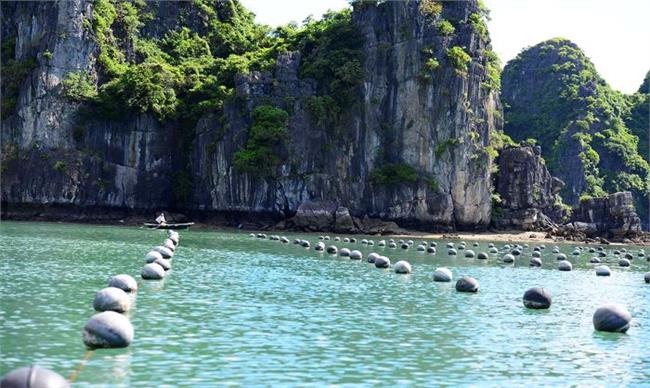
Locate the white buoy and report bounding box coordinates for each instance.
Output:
[464,250,475,258]
[595,265,611,276]
[367,252,380,263]
[556,253,567,261]
[315,242,325,251]
[592,303,631,333]
[93,287,131,313]
[141,263,165,280]
[344,237,350,243]
[145,250,163,263]
[350,250,362,260]
[502,254,515,263]
[378,240,386,247]
[644,272,650,283]
[169,234,179,246]
[280,236,290,243]
[153,246,173,259]
[0,366,69,388]
[477,252,489,260]
[558,260,573,271]
[433,267,452,282]
[523,287,552,309]
[374,256,391,268]
[108,274,138,293]
[529,257,542,267]
[389,242,397,248]
[82,311,134,348]
[327,246,338,254]
[154,257,172,271]
[163,239,175,251]
[417,245,426,252]
[339,248,351,257]
[455,276,479,292]
[589,257,601,263]
[618,258,630,267]
[448,248,457,256]
[394,260,412,274]
[300,240,310,248]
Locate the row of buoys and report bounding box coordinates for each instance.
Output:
[0,229,183,386]
[254,233,647,333]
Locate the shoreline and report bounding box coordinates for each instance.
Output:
[3,218,648,247]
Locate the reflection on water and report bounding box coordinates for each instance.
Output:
[1,221,649,385]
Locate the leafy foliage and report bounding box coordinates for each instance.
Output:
[446,46,471,75]
[370,163,418,186]
[436,20,454,35]
[233,105,289,177]
[62,71,97,102]
[1,37,37,116]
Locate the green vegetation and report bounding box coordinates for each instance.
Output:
[467,13,488,40]
[418,0,443,21]
[53,160,67,173]
[446,46,471,75]
[370,163,418,186]
[502,38,649,223]
[62,71,97,102]
[1,37,37,116]
[436,20,455,36]
[482,50,501,91]
[424,58,440,71]
[233,105,289,178]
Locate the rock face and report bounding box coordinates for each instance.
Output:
[493,145,566,230]
[572,192,642,238]
[1,0,501,231]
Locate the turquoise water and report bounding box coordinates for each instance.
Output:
[1,221,649,386]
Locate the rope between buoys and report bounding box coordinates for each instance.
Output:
[68,349,95,384]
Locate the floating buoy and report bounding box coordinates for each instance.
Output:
[427,247,436,254]
[153,246,173,259]
[378,240,386,247]
[448,249,457,256]
[523,287,552,309]
[374,256,390,268]
[315,242,325,251]
[0,366,69,388]
[334,237,341,242]
[367,252,380,263]
[280,236,290,243]
[326,246,338,254]
[455,276,479,292]
[433,267,452,282]
[350,238,357,243]
[324,236,330,241]
[249,233,256,238]
[489,247,498,254]
[589,257,601,264]
[430,242,437,247]
[595,265,611,276]
[362,239,368,244]
[401,243,409,249]
[511,249,522,256]
[476,252,488,260]
[154,257,172,271]
[556,253,567,261]
[350,250,362,260]
[82,311,134,349]
[388,242,397,248]
[145,250,163,263]
[529,257,542,267]
[446,242,454,248]
[464,250,475,258]
[93,287,131,313]
[394,260,412,274]
[108,274,138,293]
[163,239,175,251]
[593,303,631,333]
[644,272,650,283]
[502,254,515,263]
[618,258,630,267]
[300,240,310,248]
[407,240,414,245]
[344,237,350,243]
[141,263,165,280]
[558,260,572,271]
[169,234,179,246]
[473,242,479,247]
[339,248,351,257]
[257,233,266,239]
[532,251,541,258]
[368,240,374,246]
[417,245,426,252]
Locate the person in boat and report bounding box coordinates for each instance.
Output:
[155,213,167,226]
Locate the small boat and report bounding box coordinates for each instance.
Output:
[143,222,195,230]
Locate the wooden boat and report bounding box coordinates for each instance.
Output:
[143,222,195,230]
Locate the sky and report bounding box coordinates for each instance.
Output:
[240,0,650,94]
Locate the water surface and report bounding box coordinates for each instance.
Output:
[1,222,649,386]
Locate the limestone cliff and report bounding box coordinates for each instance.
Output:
[1,0,502,230]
